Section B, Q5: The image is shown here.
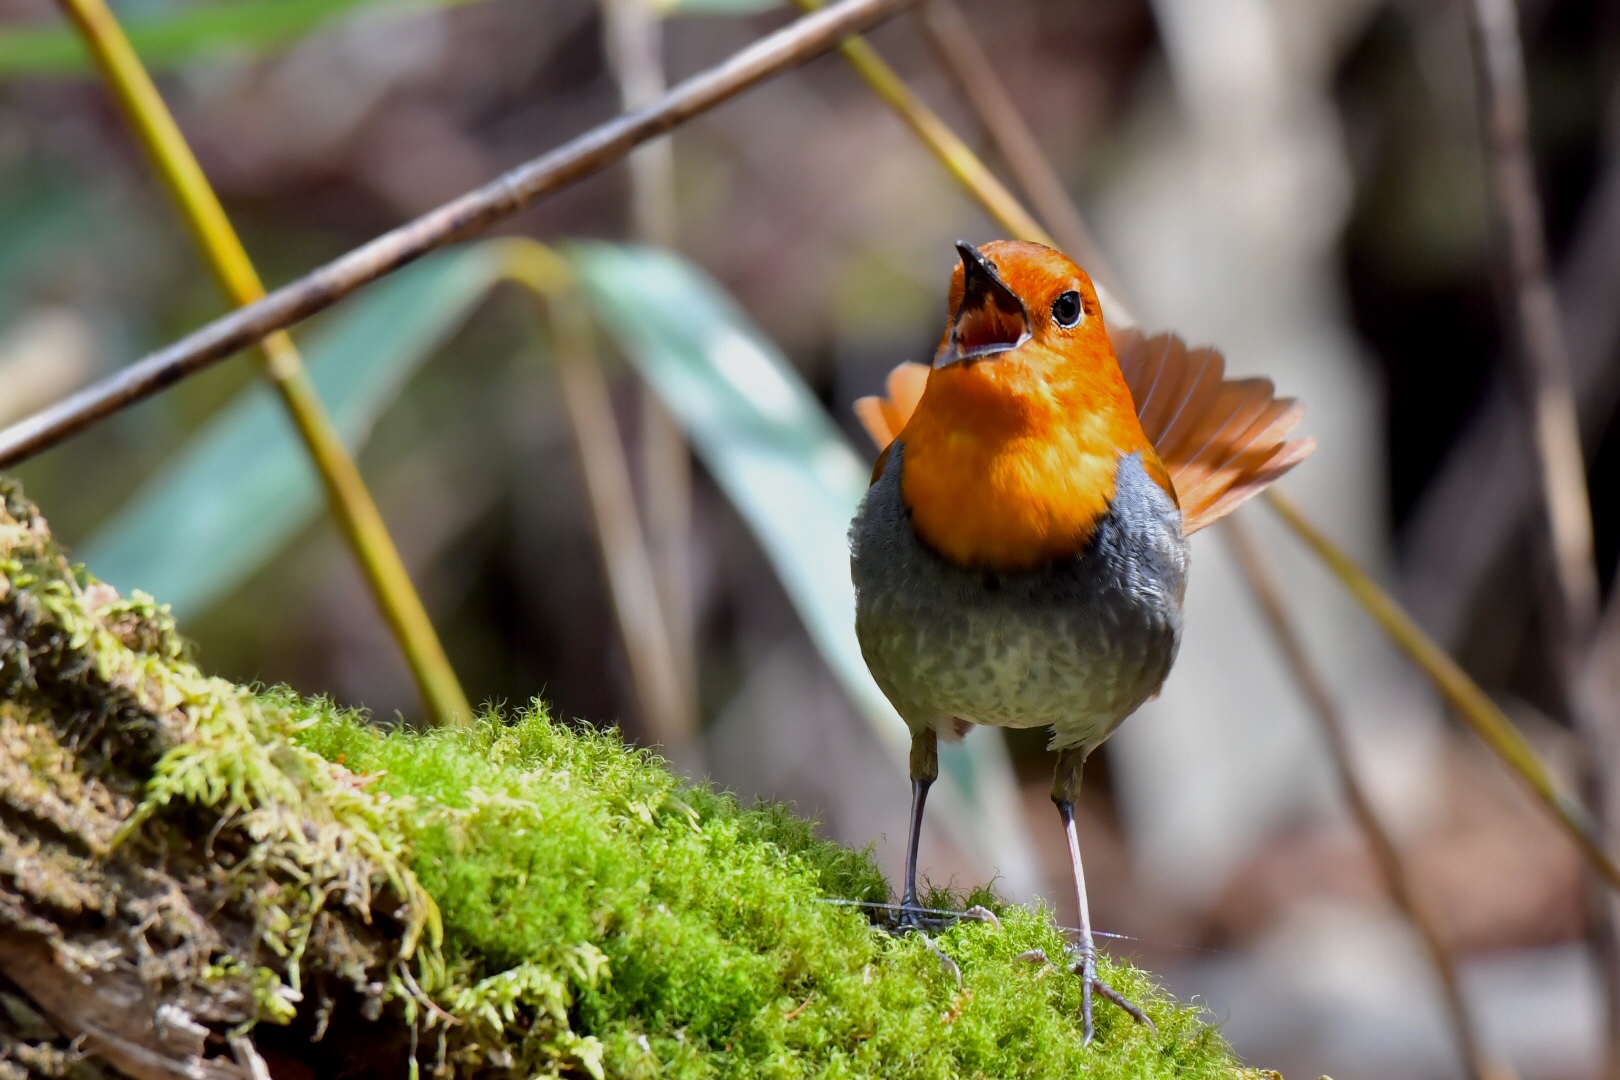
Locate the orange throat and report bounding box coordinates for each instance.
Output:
[898,349,1173,571]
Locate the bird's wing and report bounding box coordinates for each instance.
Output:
[853,361,929,453]
[853,333,1313,529]
[1112,328,1314,535]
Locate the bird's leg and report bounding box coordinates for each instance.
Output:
[899,728,938,932]
[895,728,966,982]
[1053,749,1156,1045]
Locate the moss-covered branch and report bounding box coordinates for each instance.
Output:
[0,477,1262,1079]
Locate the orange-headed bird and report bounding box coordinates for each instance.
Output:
[850,240,1313,1041]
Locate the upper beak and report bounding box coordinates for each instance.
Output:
[936,241,1031,369]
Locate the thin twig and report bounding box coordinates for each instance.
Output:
[1399,129,1620,647]
[788,2,1050,239]
[913,0,1117,295]
[1462,0,1618,1059]
[55,0,471,726]
[0,0,920,470]
[1463,0,1602,660]
[498,240,691,751]
[1222,514,1496,1080]
[600,0,698,749]
[790,0,1140,329]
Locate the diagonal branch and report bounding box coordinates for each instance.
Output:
[789,0,1054,242]
[0,0,920,470]
[1264,486,1620,889]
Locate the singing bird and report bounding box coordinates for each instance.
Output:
[850,240,1313,1040]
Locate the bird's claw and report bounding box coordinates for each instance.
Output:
[1064,943,1157,1045]
[961,904,1001,931]
[891,898,1003,989]
[917,930,962,987]
[894,898,1001,934]
[895,899,947,934]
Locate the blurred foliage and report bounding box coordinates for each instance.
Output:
[0,0,492,75]
[0,0,784,77]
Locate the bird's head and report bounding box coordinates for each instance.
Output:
[935,239,1108,373]
[895,240,1172,570]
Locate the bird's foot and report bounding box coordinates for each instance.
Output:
[894,897,1001,933]
[894,897,941,933]
[1018,943,1157,1045]
[916,929,962,987]
[892,900,1001,987]
[1068,942,1156,1044]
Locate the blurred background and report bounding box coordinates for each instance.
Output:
[0,0,1617,1075]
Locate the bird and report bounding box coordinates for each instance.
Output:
[849,239,1313,1042]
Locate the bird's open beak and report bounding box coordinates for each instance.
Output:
[936,241,1031,368]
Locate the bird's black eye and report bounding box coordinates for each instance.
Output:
[1051,290,1083,328]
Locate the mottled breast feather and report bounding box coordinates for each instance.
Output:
[851,444,1189,755]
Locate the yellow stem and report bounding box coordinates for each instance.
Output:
[814,2,1620,891]
[792,0,1051,247]
[1264,489,1620,890]
[56,0,471,726]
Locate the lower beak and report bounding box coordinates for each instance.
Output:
[936,241,1031,368]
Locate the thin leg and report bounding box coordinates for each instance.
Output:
[1053,749,1155,1045]
[901,777,933,920]
[1057,798,1097,1041]
[895,728,964,983]
[900,728,938,930]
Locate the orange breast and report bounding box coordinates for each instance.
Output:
[899,344,1173,571]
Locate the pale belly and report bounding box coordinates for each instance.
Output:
[851,445,1189,754]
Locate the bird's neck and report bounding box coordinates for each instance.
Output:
[898,348,1171,571]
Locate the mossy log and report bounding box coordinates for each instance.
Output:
[0,479,1265,1080]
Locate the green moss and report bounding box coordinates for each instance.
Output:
[0,477,1263,1079]
[290,705,1249,1080]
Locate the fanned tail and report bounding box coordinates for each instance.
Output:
[1111,329,1314,534]
[852,331,1313,536]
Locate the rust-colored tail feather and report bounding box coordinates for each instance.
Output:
[852,330,1314,537]
[1112,328,1314,533]
[853,360,929,450]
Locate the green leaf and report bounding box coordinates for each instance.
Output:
[80,245,510,616]
[0,0,491,77]
[566,242,1042,899]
